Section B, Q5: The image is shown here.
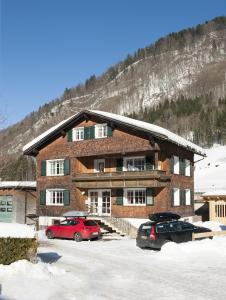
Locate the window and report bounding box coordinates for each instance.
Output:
[95,124,108,138]
[172,188,180,206]
[46,189,65,206]
[73,127,84,141]
[94,159,105,173]
[125,189,146,205]
[46,159,64,176]
[185,159,191,176]
[185,189,191,205]
[124,157,145,171]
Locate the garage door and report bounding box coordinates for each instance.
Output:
[0,195,13,223]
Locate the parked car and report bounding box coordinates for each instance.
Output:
[136,212,212,250]
[46,217,101,242]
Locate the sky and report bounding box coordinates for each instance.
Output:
[1,0,226,128]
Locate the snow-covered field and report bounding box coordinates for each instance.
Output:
[0,222,226,300]
[195,144,226,193]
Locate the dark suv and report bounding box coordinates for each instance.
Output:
[136,212,211,250]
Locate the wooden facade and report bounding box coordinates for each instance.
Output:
[23,111,202,226]
[202,193,226,225]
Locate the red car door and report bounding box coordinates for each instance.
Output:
[60,219,80,239]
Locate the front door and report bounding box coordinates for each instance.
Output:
[88,190,111,216]
[0,196,13,223]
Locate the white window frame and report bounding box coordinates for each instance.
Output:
[73,127,84,141]
[95,123,108,139]
[173,156,179,174]
[46,189,65,206]
[123,156,145,171]
[124,188,146,206]
[94,159,105,173]
[185,159,191,176]
[185,189,191,205]
[173,188,180,206]
[46,159,64,176]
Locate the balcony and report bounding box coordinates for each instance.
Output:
[72,170,171,189]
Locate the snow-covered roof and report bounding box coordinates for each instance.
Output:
[23,110,205,156]
[203,190,226,197]
[0,181,36,189]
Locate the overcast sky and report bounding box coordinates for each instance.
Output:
[1,0,226,127]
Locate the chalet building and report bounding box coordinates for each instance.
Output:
[23,110,205,227]
[0,181,36,224]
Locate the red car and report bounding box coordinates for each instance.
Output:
[45,218,101,242]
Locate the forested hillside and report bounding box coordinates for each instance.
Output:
[0,16,226,180]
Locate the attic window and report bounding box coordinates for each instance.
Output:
[95,124,108,138]
[73,127,84,141]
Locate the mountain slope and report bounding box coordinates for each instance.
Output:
[0,16,226,180]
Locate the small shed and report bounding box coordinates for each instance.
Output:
[202,190,226,225]
[0,181,36,224]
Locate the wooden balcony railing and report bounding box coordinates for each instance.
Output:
[72,170,171,188]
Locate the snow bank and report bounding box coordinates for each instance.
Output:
[123,218,149,228]
[0,259,65,278]
[0,223,36,238]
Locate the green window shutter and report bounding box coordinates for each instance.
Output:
[170,189,174,207]
[64,159,70,175]
[190,189,194,205]
[146,156,154,170]
[116,189,123,205]
[63,190,70,206]
[40,190,46,205]
[179,159,185,175]
[170,157,174,173]
[107,125,112,137]
[146,188,154,206]
[180,189,185,206]
[90,126,95,139]
[41,160,46,176]
[116,158,123,171]
[84,126,95,140]
[84,127,89,140]
[67,129,73,142]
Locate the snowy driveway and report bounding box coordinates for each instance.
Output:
[1,235,226,300]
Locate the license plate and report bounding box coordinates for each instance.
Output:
[92,232,98,235]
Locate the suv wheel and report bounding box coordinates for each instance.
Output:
[74,232,82,242]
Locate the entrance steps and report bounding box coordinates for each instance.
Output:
[92,216,137,238]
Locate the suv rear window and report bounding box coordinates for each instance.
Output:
[84,220,97,226]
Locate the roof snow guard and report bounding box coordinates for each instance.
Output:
[23,110,205,156]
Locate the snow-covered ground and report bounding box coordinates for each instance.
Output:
[195,144,226,193]
[0,222,226,300]
[0,223,36,238]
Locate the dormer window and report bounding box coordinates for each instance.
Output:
[95,124,108,138]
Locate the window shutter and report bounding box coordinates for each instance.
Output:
[90,126,95,139]
[84,126,95,140]
[63,190,70,206]
[116,158,123,171]
[146,188,154,206]
[67,129,73,142]
[84,127,89,140]
[41,160,46,176]
[170,189,174,207]
[64,159,70,175]
[146,156,154,170]
[170,157,174,173]
[179,159,185,175]
[40,190,46,205]
[107,126,112,137]
[190,189,194,205]
[116,189,123,205]
[180,189,185,206]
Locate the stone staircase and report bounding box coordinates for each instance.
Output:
[92,216,137,238]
